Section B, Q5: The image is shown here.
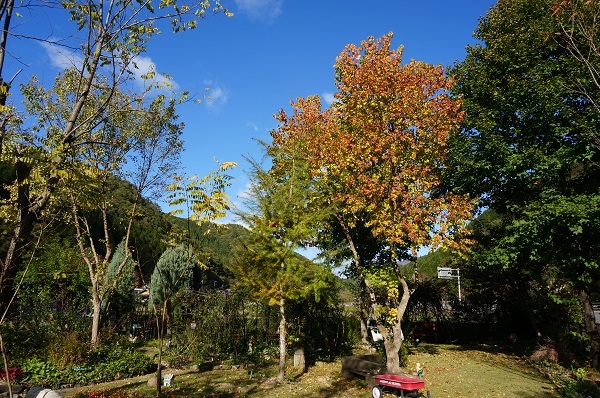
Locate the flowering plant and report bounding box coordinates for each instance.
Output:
[0,367,24,381]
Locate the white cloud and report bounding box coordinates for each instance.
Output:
[246,122,259,131]
[40,40,84,69]
[235,0,282,21]
[128,55,180,91]
[203,80,229,109]
[236,181,254,201]
[210,87,227,104]
[322,92,336,106]
[40,41,179,91]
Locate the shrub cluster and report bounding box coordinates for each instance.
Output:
[20,346,153,388]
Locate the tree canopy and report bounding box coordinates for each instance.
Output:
[270,33,473,374]
[449,0,600,367]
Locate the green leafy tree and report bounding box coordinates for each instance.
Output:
[0,0,231,314]
[148,161,235,395]
[449,0,600,367]
[233,144,335,381]
[20,68,186,347]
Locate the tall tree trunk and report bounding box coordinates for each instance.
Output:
[579,289,600,369]
[90,287,102,348]
[359,276,371,344]
[385,277,411,374]
[335,214,371,343]
[360,315,369,344]
[382,335,402,374]
[278,298,286,382]
[365,274,411,375]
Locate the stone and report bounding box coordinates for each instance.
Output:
[25,387,62,398]
[0,384,24,394]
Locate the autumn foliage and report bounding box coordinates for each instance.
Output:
[272,33,473,255]
[270,33,474,373]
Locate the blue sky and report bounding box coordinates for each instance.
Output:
[7,0,497,221]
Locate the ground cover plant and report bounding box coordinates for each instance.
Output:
[19,345,154,389]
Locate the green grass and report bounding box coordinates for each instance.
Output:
[59,344,559,398]
[405,344,556,397]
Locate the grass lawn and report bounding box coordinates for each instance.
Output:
[406,344,556,397]
[59,344,558,398]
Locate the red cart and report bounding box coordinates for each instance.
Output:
[371,374,431,398]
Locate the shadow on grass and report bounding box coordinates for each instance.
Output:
[309,377,363,398]
[406,343,441,355]
[443,343,548,382]
[511,388,556,398]
[445,341,532,357]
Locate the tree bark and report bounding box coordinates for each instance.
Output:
[360,316,369,344]
[278,298,287,382]
[334,214,371,344]
[0,156,37,310]
[579,289,600,369]
[365,273,411,375]
[90,288,102,347]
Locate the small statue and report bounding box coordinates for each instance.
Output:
[416,362,423,379]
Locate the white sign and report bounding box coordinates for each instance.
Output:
[437,267,462,302]
[437,267,454,279]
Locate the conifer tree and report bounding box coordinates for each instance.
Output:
[233,143,335,381]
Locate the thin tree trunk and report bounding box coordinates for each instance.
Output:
[335,214,371,343]
[579,289,600,369]
[359,276,371,344]
[0,153,38,310]
[90,289,102,347]
[278,298,286,382]
[0,0,16,157]
[360,316,369,344]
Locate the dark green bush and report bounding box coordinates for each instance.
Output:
[558,378,600,398]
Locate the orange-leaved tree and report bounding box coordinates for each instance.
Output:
[271,33,474,373]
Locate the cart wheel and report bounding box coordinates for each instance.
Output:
[371,385,383,398]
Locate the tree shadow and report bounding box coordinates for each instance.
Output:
[406,343,441,355]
